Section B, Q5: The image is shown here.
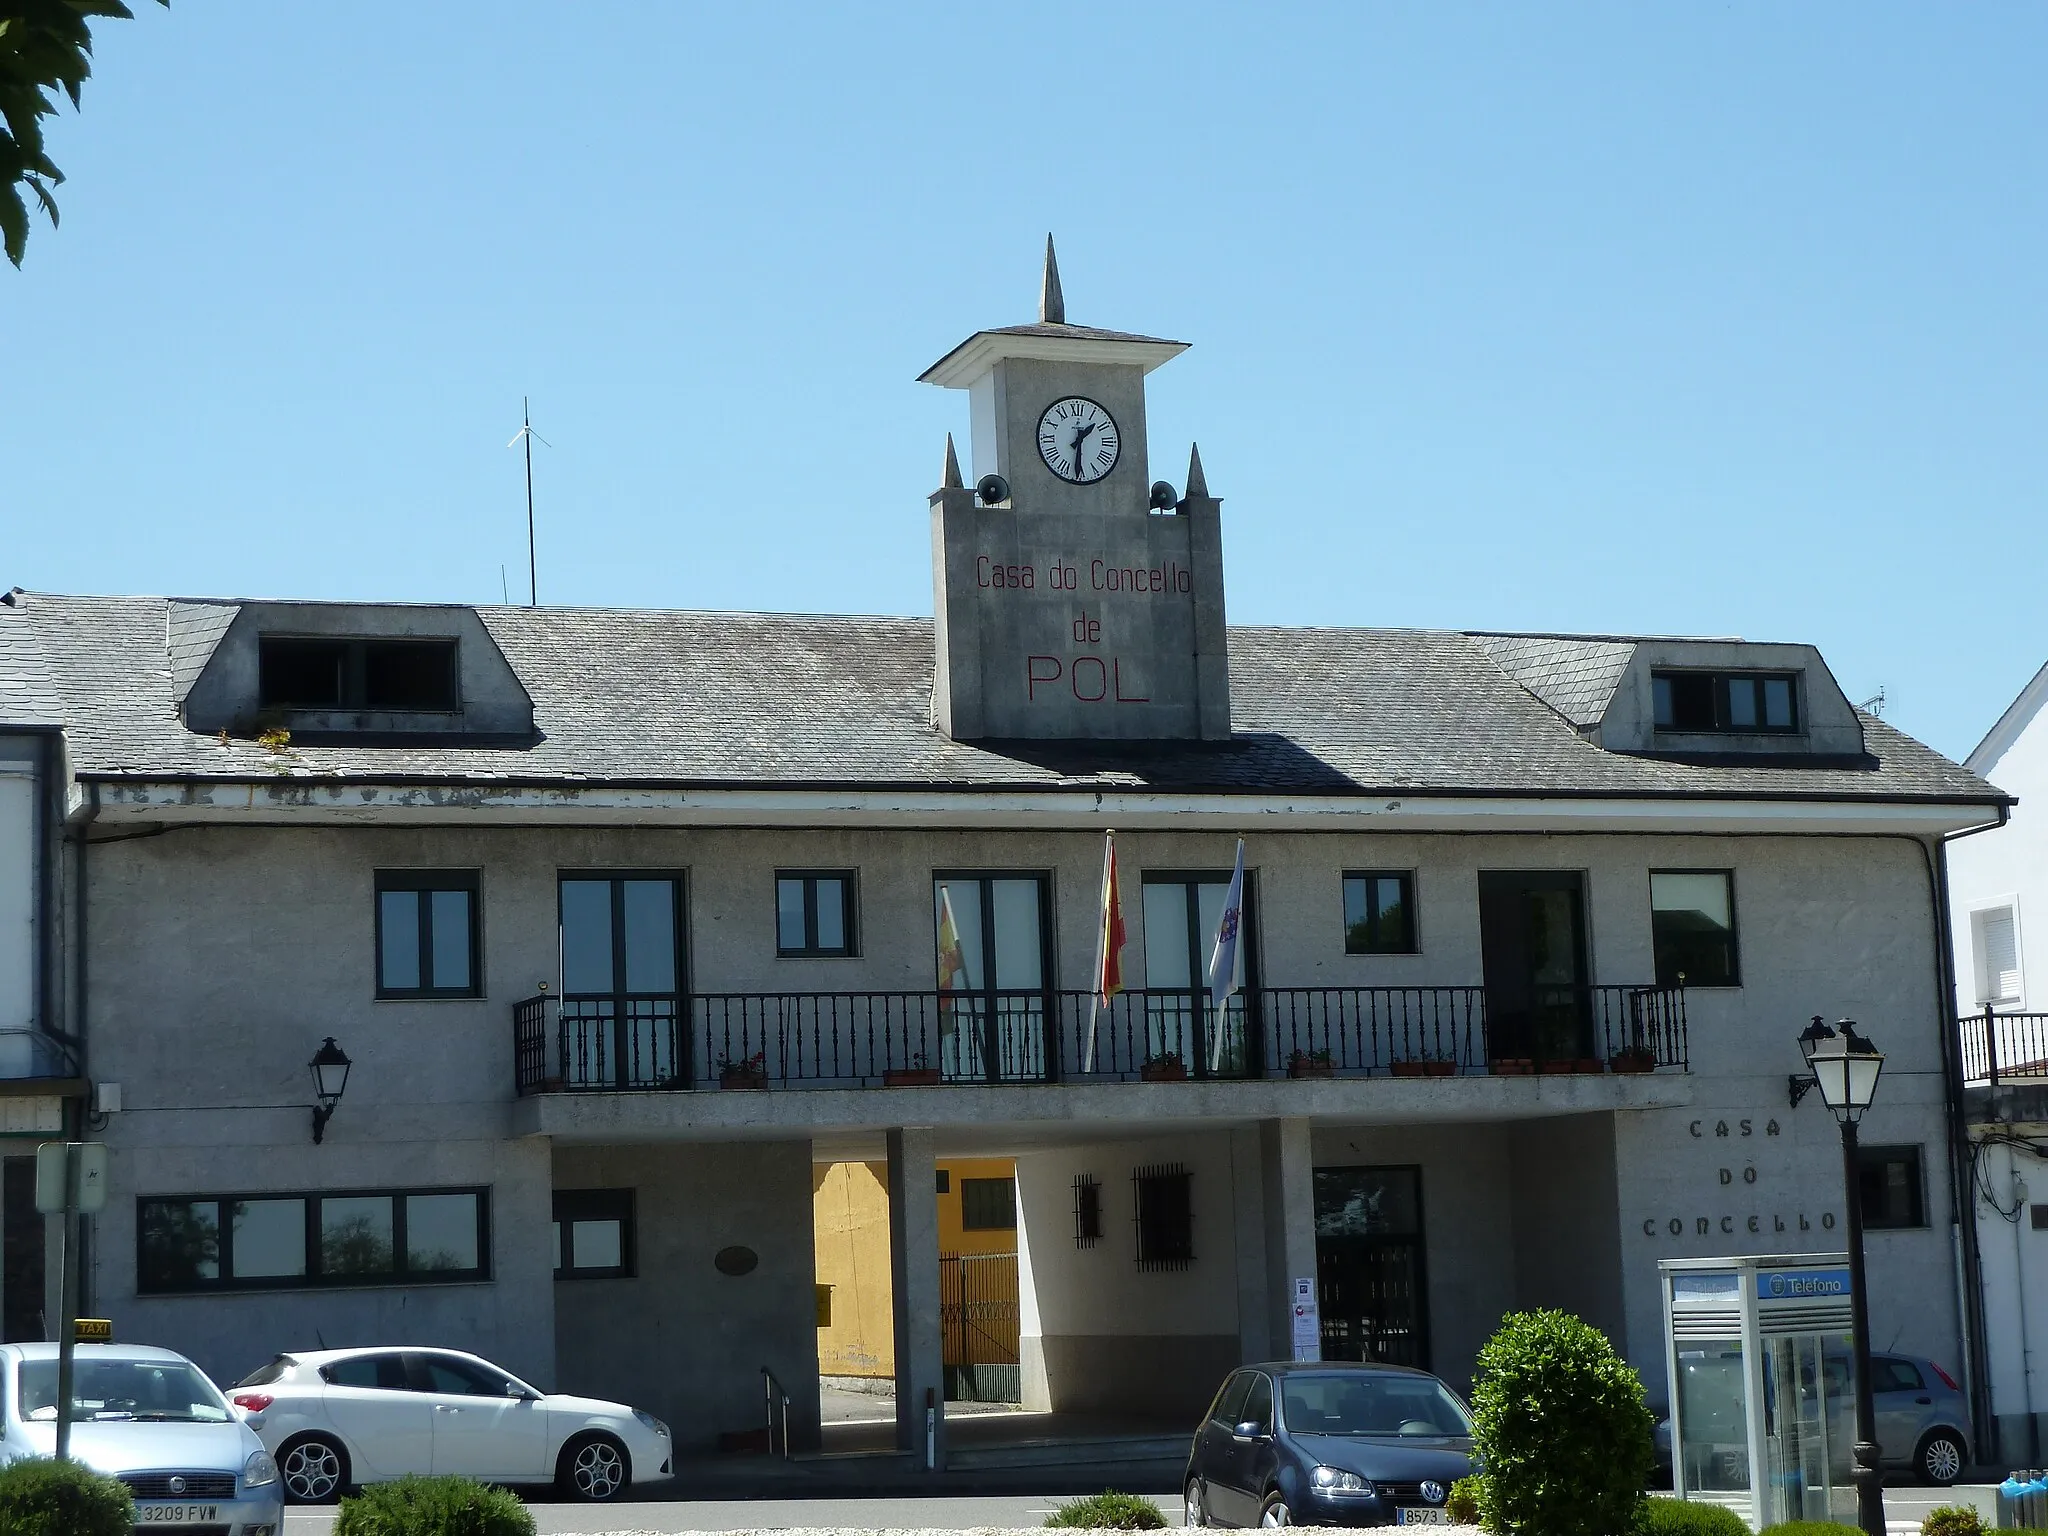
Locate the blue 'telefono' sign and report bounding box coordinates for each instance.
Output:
[1758,1269,1852,1300]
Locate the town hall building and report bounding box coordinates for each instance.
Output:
[0,246,2013,1476]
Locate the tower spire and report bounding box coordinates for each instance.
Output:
[1039,233,1065,325]
[942,432,963,490]
[1186,441,1209,499]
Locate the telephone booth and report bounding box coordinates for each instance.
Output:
[1660,1254,1857,1532]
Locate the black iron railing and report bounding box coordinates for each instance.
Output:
[513,984,1685,1094]
[1958,1011,2048,1086]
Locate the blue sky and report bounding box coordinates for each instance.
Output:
[3,4,2041,762]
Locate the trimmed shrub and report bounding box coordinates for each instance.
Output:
[1044,1490,1168,1529]
[1448,1474,1485,1525]
[1640,1497,1752,1536]
[333,1475,534,1536]
[1923,1509,1986,1536]
[0,1456,134,1536]
[1471,1309,1654,1536]
[1760,1524,1863,1536]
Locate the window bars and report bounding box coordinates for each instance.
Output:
[1073,1175,1102,1248]
[1132,1163,1193,1271]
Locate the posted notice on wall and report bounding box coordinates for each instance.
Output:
[1291,1276,1321,1362]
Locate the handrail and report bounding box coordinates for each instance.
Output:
[1958,1010,2048,1087]
[760,1365,791,1460]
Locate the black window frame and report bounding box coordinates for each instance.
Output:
[1649,868,1741,989]
[775,870,859,958]
[1133,1162,1194,1271]
[959,1176,1017,1232]
[552,1189,635,1279]
[258,635,461,714]
[374,869,483,999]
[1856,1144,1926,1231]
[136,1186,491,1294]
[556,870,690,1089]
[1342,871,1418,955]
[1651,670,1802,735]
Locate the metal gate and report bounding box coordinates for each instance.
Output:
[939,1251,1020,1402]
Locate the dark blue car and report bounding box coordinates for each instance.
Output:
[1185,1362,1478,1527]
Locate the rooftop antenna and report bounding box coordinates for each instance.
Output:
[506,398,551,606]
[1857,687,1886,717]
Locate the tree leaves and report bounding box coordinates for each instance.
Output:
[0,0,161,266]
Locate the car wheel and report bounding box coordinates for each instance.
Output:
[1185,1478,1208,1528]
[277,1434,349,1504]
[559,1431,631,1501]
[1919,1429,1967,1487]
[1259,1491,1292,1527]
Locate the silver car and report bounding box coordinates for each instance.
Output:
[0,1342,283,1535]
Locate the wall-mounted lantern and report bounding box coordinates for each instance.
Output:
[310,1037,353,1144]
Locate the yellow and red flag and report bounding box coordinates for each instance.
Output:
[1094,831,1127,1007]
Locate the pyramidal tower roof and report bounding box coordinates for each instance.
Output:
[918,237,1189,389]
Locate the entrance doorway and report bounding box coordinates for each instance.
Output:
[1477,871,1592,1064]
[1313,1166,1428,1369]
[558,874,686,1087]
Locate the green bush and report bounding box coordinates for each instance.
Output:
[1760,1524,1863,1536]
[1923,1509,1987,1536]
[1044,1490,1167,1529]
[334,1475,534,1536]
[1640,1497,1752,1536]
[1470,1309,1654,1536]
[1449,1474,1485,1524]
[0,1457,134,1536]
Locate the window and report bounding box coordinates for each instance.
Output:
[935,1170,951,1194]
[1142,872,1259,1078]
[1240,1371,1274,1434]
[1652,671,1799,734]
[933,874,1052,1082]
[1074,1175,1102,1248]
[1856,1146,1925,1230]
[375,870,480,998]
[1208,1370,1254,1429]
[137,1188,489,1293]
[960,1177,1017,1231]
[1343,872,1416,955]
[776,872,857,957]
[558,874,686,1089]
[1871,1358,1925,1394]
[258,636,459,712]
[1650,871,1739,988]
[2031,1205,2048,1232]
[319,1353,409,1390]
[1133,1162,1193,1271]
[552,1189,634,1279]
[1973,905,2023,1007]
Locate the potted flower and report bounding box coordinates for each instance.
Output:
[1391,1049,1457,1078]
[1538,1056,1604,1075]
[1489,1057,1536,1076]
[1140,1052,1188,1083]
[884,1053,942,1088]
[718,1050,768,1090]
[1608,1045,1656,1074]
[1287,1048,1337,1079]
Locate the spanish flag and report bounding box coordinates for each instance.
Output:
[1094,831,1127,1007]
[935,885,970,993]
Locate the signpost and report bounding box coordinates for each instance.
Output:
[1291,1275,1322,1362]
[34,1143,108,1463]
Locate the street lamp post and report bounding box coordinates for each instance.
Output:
[1800,1017,1888,1536]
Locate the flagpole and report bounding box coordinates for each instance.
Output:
[1208,839,1247,1075]
[1084,832,1116,1072]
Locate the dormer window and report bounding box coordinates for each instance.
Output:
[1652,671,1798,734]
[259,637,459,713]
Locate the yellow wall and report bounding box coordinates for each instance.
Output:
[813,1157,1017,1380]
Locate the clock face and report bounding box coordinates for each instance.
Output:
[1037,397,1120,484]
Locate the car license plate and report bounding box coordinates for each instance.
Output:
[135,1505,219,1524]
[1397,1509,1450,1526]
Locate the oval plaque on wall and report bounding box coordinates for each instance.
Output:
[714,1245,758,1276]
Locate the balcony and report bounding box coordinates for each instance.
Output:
[512,984,1686,1095]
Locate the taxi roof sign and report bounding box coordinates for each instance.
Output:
[72,1319,112,1344]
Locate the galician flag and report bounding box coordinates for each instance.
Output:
[1206,839,1247,1071]
[1083,831,1126,1070]
[935,886,970,993]
[1207,839,1247,1005]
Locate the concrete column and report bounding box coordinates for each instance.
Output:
[887,1126,945,1467]
[1230,1127,1269,1365]
[1260,1117,1317,1360]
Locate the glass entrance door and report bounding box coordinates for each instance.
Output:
[558,875,685,1087]
[1477,871,1592,1063]
[1141,874,1256,1078]
[1312,1166,1428,1368]
[933,876,1050,1082]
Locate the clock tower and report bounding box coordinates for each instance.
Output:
[921,239,1231,742]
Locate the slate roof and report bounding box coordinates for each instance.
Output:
[0,592,2004,805]
[1472,634,1638,729]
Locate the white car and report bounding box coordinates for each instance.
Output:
[229,1346,671,1503]
[0,1342,283,1534]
